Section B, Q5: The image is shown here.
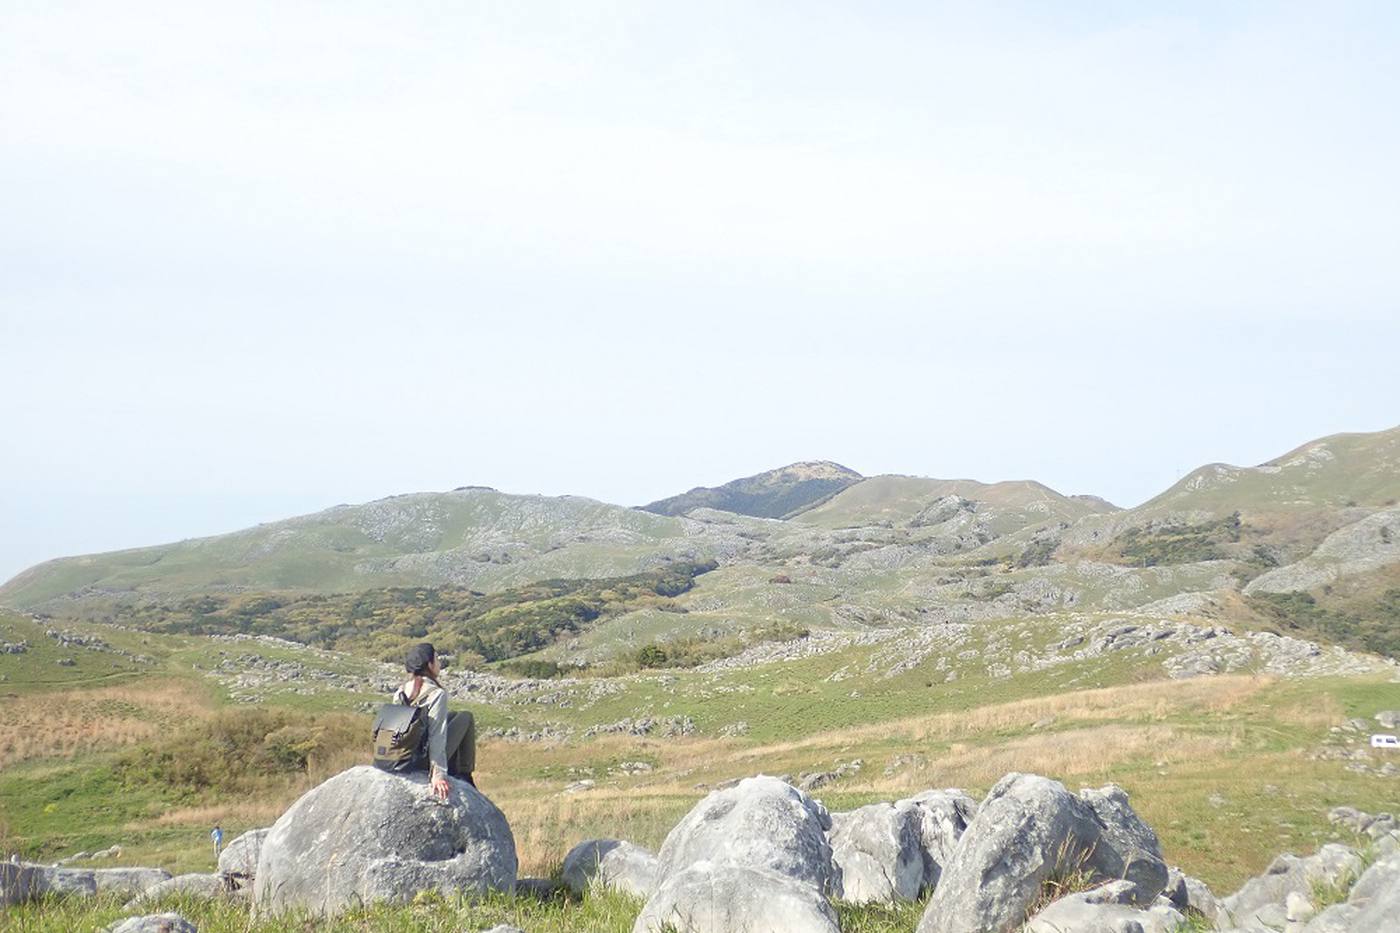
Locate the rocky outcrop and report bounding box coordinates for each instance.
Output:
[1162,866,1222,923]
[1245,507,1400,595]
[253,766,516,916]
[828,802,924,904]
[1023,879,1185,933]
[1219,843,1363,928]
[638,776,840,932]
[561,839,658,898]
[652,775,839,894]
[1,863,171,902]
[127,872,234,908]
[916,774,1166,933]
[217,827,269,884]
[899,788,978,890]
[632,861,840,933]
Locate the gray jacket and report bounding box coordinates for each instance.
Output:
[395,677,449,778]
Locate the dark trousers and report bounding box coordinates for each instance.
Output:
[445,710,476,778]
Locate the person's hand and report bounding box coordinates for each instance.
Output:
[431,774,451,801]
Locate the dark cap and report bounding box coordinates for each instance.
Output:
[404,642,436,674]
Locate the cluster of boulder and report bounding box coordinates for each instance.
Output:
[7,765,1400,932]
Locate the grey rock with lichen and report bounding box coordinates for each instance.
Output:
[561,839,657,898]
[651,775,840,896]
[632,861,839,933]
[916,773,1167,933]
[828,803,924,904]
[1023,879,1185,933]
[253,766,515,916]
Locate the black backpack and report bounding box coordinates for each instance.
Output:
[371,696,428,773]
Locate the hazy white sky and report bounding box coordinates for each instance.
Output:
[3,1,1398,582]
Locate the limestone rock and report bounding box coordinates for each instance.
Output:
[104,915,197,933]
[1078,783,1170,900]
[652,775,839,896]
[253,766,516,916]
[1220,844,1362,928]
[632,861,839,933]
[217,828,269,883]
[1024,879,1185,933]
[560,839,657,898]
[127,872,232,908]
[897,788,978,890]
[1162,866,1221,923]
[828,802,924,903]
[916,773,1166,933]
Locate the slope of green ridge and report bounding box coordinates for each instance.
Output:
[1137,425,1400,515]
[794,475,1118,530]
[639,460,863,518]
[0,489,713,611]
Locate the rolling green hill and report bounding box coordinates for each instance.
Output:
[6,426,1400,665]
[0,489,739,611]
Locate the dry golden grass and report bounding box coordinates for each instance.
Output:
[0,680,216,769]
[480,676,1276,874]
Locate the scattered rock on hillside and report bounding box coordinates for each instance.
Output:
[217,827,268,887]
[12,865,172,899]
[828,802,924,903]
[561,839,658,898]
[1162,866,1222,923]
[253,766,516,916]
[1327,806,1398,840]
[104,914,197,933]
[1218,843,1362,929]
[798,758,862,791]
[651,775,840,896]
[916,774,1166,933]
[1376,710,1400,729]
[1023,879,1185,933]
[633,861,840,933]
[127,872,233,907]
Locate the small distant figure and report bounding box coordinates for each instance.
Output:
[211,825,223,860]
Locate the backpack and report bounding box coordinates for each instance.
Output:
[371,695,428,773]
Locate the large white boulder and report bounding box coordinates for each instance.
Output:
[560,839,657,898]
[829,802,925,903]
[652,775,840,895]
[917,774,1167,933]
[253,766,516,916]
[633,861,839,933]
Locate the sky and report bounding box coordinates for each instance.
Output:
[2,1,1399,583]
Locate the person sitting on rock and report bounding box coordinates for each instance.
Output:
[397,642,476,798]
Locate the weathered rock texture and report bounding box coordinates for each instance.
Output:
[1024,879,1185,933]
[916,774,1166,933]
[632,861,840,933]
[828,802,925,903]
[253,766,516,916]
[104,915,198,933]
[561,839,658,898]
[217,827,269,883]
[652,775,839,895]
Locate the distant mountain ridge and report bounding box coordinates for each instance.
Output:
[4,426,1399,660]
[639,460,863,519]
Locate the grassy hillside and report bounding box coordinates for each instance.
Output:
[640,461,863,519]
[795,476,1118,531]
[1138,426,1400,515]
[3,604,1397,924]
[0,490,736,611]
